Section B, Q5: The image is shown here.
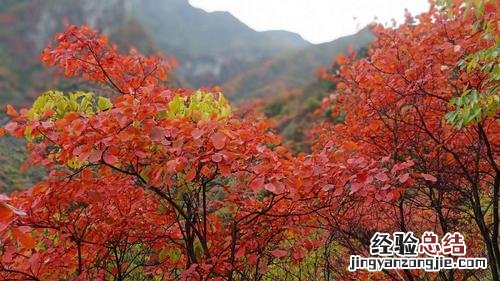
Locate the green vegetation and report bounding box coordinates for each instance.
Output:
[164,91,231,121]
[0,114,44,193]
[223,28,374,101]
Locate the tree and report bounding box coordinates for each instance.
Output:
[314,1,498,279]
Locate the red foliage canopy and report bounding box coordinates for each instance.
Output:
[1,1,498,280]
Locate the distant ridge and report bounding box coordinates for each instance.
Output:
[222,27,375,101]
[131,0,310,88]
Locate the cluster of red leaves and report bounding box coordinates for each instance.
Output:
[310,1,499,279]
[40,25,170,95]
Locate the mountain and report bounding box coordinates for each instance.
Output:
[252,31,374,152]
[133,0,310,88]
[222,27,375,101]
[0,0,309,107]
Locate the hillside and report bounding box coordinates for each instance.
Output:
[0,0,309,107]
[222,27,374,101]
[133,0,310,87]
[0,0,135,106]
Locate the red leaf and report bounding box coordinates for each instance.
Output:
[167,159,178,173]
[0,201,25,222]
[386,189,402,201]
[235,246,246,259]
[150,126,164,141]
[333,187,343,196]
[322,184,334,191]
[249,177,264,192]
[211,153,223,163]
[103,153,118,165]
[350,182,362,194]
[264,182,284,194]
[211,132,227,150]
[421,173,437,182]
[375,172,389,182]
[0,128,4,137]
[191,128,204,140]
[0,221,11,233]
[5,203,26,216]
[89,149,102,162]
[270,249,288,258]
[293,249,306,261]
[398,173,410,183]
[247,253,258,265]
[4,122,18,133]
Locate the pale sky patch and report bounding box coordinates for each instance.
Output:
[188,0,430,44]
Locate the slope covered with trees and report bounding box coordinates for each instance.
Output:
[222,27,374,101]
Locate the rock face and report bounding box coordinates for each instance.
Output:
[5,0,131,57]
[130,0,309,87]
[0,0,133,105]
[31,0,131,50]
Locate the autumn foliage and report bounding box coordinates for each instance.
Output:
[1,1,499,280]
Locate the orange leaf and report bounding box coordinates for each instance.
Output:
[336,54,348,65]
[186,166,197,181]
[12,228,35,249]
[43,108,56,119]
[201,165,212,177]
[5,105,18,117]
[0,203,14,221]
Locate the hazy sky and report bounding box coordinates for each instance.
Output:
[188,0,430,44]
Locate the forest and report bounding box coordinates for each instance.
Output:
[0,0,498,280]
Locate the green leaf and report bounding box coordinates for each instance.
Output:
[97,96,113,111]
